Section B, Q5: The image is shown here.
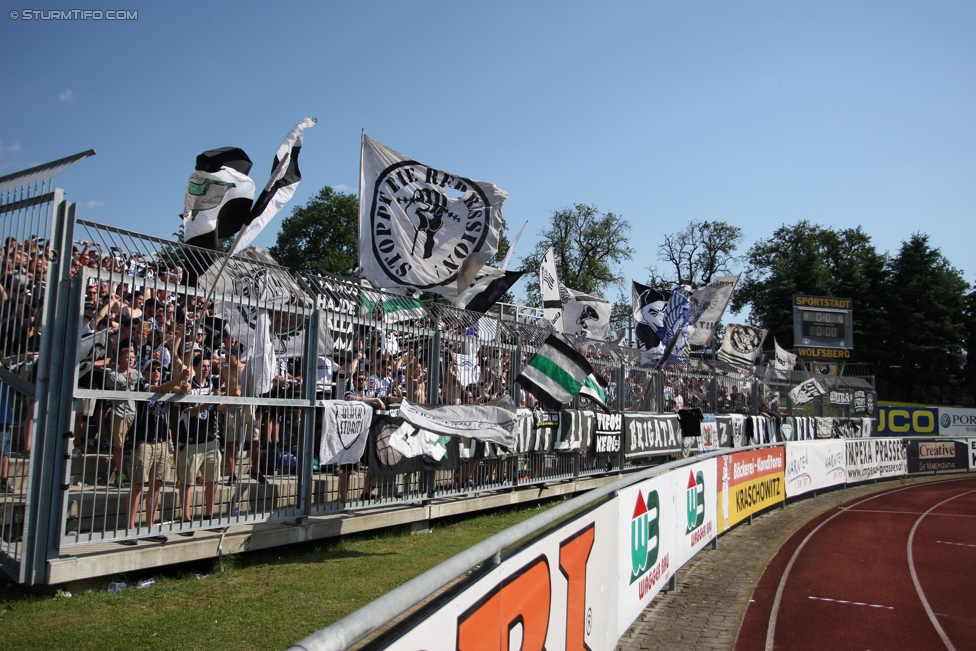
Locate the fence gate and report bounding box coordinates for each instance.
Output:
[0,151,94,584]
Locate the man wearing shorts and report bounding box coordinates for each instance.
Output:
[125,360,190,533]
[176,353,223,531]
[220,345,262,484]
[106,346,140,485]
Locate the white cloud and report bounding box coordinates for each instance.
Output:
[81,201,103,208]
[0,140,21,155]
[333,183,352,192]
[59,89,75,102]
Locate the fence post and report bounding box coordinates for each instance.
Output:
[428,328,441,405]
[297,307,321,521]
[21,196,75,585]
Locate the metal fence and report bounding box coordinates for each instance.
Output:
[0,160,875,583]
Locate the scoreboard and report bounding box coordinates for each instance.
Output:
[792,295,853,358]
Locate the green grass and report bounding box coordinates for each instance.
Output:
[0,500,564,651]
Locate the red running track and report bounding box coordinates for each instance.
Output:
[735,477,976,651]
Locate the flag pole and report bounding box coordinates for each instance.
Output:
[653,330,682,371]
[198,227,247,313]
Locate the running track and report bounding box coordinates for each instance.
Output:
[735,477,976,651]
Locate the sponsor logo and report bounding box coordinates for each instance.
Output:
[825,449,846,480]
[877,408,937,434]
[685,471,705,534]
[735,477,783,510]
[919,442,955,459]
[630,490,659,584]
[940,413,951,429]
[456,523,594,651]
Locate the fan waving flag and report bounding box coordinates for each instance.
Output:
[232,117,317,254]
[359,134,507,297]
[183,147,256,250]
[516,333,610,412]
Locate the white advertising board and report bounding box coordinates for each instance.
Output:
[844,437,907,482]
[969,438,976,471]
[616,474,675,638]
[784,440,846,498]
[671,459,717,570]
[938,408,976,436]
[390,502,620,651]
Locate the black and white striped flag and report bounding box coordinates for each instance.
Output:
[516,334,610,412]
[232,117,316,254]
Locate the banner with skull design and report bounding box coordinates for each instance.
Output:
[560,284,612,340]
[358,135,507,297]
[716,323,768,367]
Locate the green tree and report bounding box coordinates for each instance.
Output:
[732,221,888,361]
[964,282,976,396]
[651,220,743,287]
[268,186,359,275]
[519,204,633,306]
[881,234,969,403]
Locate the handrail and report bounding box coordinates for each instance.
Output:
[286,443,781,651]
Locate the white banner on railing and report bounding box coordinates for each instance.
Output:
[845,437,907,482]
[390,501,620,651]
[784,440,847,498]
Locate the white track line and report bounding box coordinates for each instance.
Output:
[764,484,926,651]
[808,596,893,609]
[841,508,976,518]
[936,540,976,548]
[906,488,976,651]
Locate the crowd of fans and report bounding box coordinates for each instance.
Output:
[0,233,785,537]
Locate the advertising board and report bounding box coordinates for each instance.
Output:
[938,408,976,436]
[970,439,976,470]
[716,447,785,534]
[617,474,675,637]
[875,407,938,436]
[907,439,970,473]
[672,459,717,570]
[390,502,620,651]
[784,440,847,498]
[845,438,907,482]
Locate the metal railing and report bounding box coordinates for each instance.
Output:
[0,160,876,582]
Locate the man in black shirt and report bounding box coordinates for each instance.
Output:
[125,360,190,533]
[176,354,223,530]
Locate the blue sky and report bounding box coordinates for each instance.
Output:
[2,1,973,309]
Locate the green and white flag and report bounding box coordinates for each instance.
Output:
[359,280,426,323]
[516,333,610,412]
